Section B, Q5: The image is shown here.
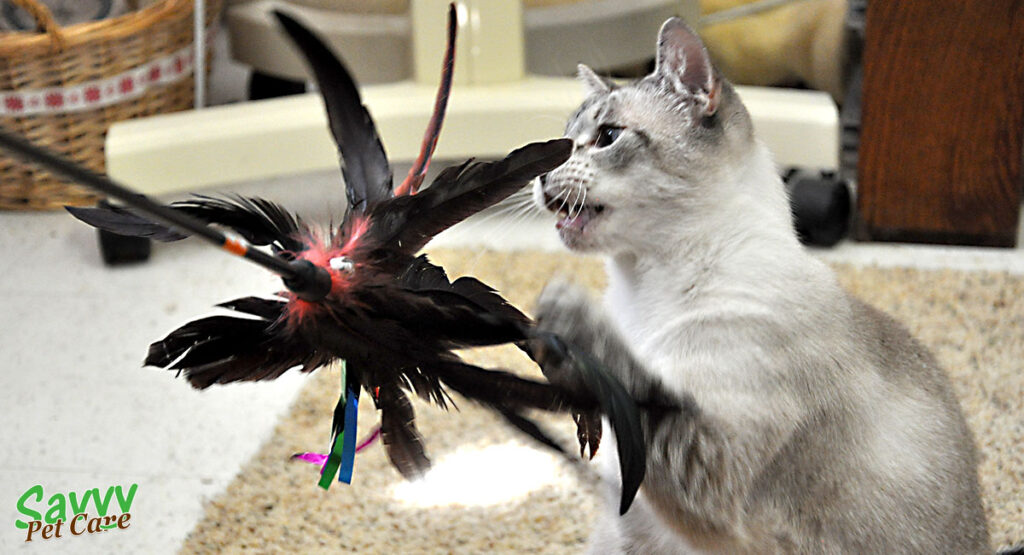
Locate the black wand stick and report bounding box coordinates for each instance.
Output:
[0,127,332,301]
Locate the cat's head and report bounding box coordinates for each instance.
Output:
[534,18,757,254]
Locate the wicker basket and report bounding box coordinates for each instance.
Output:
[0,0,222,210]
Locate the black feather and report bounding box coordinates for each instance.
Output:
[397,368,450,410]
[340,280,524,350]
[398,256,530,328]
[398,257,529,327]
[538,332,645,515]
[175,195,305,252]
[145,298,326,389]
[66,203,187,241]
[273,11,393,215]
[178,346,323,390]
[496,407,570,457]
[368,138,572,256]
[449,276,531,327]
[216,296,288,320]
[428,360,584,413]
[68,195,305,253]
[378,383,431,479]
[145,315,254,367]
[396,255,454,290]
[391,288,525,346]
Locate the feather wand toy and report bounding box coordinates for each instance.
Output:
[0,128,333,300]
[0,5,646,515]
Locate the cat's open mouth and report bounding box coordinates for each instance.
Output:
[543,190,607,234]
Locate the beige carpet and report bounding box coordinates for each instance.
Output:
[182,249,1023,553]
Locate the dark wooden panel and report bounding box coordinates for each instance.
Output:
[855,0,1024,247]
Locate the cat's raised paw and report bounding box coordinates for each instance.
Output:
[535,279,597,332]
[533,279,605,389]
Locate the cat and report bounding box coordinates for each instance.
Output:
[531,17,989,554]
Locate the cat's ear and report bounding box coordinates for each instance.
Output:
[577,64,613,96]
[655,18,721,115]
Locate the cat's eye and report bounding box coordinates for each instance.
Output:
[595,125,623,148]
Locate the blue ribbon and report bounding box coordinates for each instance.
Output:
[318,361,359,489]
[337,388,359,484]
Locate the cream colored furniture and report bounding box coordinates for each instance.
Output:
[225,0,696,84]
[105,0,838,193]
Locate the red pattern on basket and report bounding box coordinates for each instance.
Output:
[0,44,195,116]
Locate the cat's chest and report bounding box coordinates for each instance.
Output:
[606,294,715,386]
[603,280,781,398]
[607,298,680,356]
[604,273,730,352]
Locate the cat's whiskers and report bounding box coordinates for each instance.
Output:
[554,178,574,215]
[468,190,536,228]
[441,192,548,275]
[502,193,547,228]
[443,190,541,250]
[568,169,589,218]
[570,181,584,218]
[576,182,589,218]
[504,192,540,219]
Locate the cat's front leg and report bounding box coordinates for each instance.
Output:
[535,281,785,544]
[533,279,661,400]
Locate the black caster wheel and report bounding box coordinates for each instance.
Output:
[784,170,851,248]
[248,71,307,101]
[98,228,151,265]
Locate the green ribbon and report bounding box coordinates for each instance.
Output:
[318,360,348,490]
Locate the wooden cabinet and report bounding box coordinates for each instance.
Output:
[855,1,1024,247]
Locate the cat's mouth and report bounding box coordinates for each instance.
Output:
[543,191,607,234]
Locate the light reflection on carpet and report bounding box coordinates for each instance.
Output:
[390,442,571,508]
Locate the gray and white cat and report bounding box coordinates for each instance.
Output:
[532,17,989,554]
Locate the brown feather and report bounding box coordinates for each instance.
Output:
[378,384,431,479]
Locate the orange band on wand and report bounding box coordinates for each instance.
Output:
[222,235,248,256]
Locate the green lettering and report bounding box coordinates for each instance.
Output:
[69,489,93,516]
[15,484,43,529]
[44,493,66,524]
[93,487,114,516]
[114,484,138,513]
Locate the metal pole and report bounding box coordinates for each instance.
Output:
[194,0,206,109]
